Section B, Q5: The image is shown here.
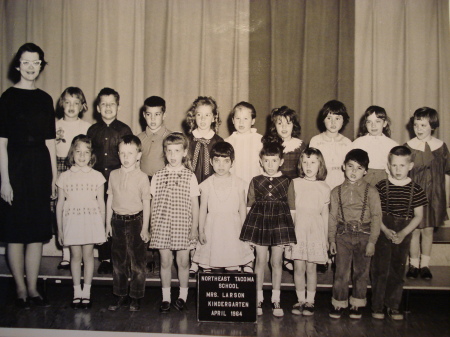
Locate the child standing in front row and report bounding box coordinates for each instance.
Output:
[405,107,450,280]
[309,100,351,191]
[106,135,151,312]
[55,87,92,270]
[371,146,427,321]
[352,106,398,186]
[328,149,382,319]
[149,132,200,313]
[288,148,330,316]
[240,142,296,318]
[193,142,254,272]
[225,101,263,190]
[56,135,106,309]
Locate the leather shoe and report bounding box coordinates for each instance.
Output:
[173,298,185,311]
[129,298,141,312]
[15,298,30,309]
[406,265,419,279]
[108,296,128,311]
[98,260,113,274]
[159,301,171,313]
[420,266,433,280]
[29,296,50,307]
[81,298,92,309]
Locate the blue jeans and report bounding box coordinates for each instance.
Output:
[332,231,371,308]
[370,213,411,311]
[111,213,147,299]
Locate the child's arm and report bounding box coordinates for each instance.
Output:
[393,206,424,245]
[198,192,208,245]
[140,198,151,243]
[380,223,397,242]
[328,190,339,255]
[321,202,329,250]
[0,138,12,205]
[96,184,105,227]
[288,181,296,225]
[366,187,382,257]
[106,193,113,238]
[190,196,200,241]
[45,139,57,199]
[238,188,246,226]
[55,186,65,246]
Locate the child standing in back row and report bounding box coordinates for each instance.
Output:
[55,87,91,270]
[240,142,297,318]
[149,132,200,313]
[352,106,398,186]
[328,149,382,320]
[371,146,427,321]
[405,107,450,280]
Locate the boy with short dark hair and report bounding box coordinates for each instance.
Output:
[371,146,427,320]
[87,87,133,274]
[106,135,151,312]
[328,149,382,319]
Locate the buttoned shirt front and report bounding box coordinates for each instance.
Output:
[137,125,171,177]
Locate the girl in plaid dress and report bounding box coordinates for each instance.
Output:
[54,87,91,270]
[240,142,296,317]
[149,132,200,313]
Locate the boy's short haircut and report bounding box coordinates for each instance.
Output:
[119,135,142,152]
[413,107,439,129]
[210,141,235,162]
[388,145,412,163]
[96,87,120,106]
[259,142,284,160]
[144,96,166,113]
[344,149,369,170]
[231,101,256,120]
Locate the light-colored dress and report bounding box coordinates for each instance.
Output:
[309,133,351,190]
[56,166,106,245]
[193,175,254,267]
[289,178,330,264]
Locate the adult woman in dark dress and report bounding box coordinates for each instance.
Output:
[0,43,57,307]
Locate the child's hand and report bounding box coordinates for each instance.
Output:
[383,228,397,241]
[199,232,207,245]
[392,231,406,245]
[106,225,112,238]
[189,228,199,241]
[329,242,337,255]
[57,234,63,246]
[140,230,150,243]
[365,242,375,257]
[0,183,13,205]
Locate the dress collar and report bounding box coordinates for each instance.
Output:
[193,129,215,139]
[283,137,303,153]
[70,166,92,173]
[407,137,443,152]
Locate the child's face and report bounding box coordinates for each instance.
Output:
[63,94,82,121]
[195,105,214,132]
[73,142,92,168]
[324,113,344,134]
[343,160,367,183]
[275,116,293,141]
[118,143,142,170]
[97,95,119,123]
[388,155,413,181]
[233,107,254,134]
[165,144,187,168]
[413,117,433,141]
[365,112,387,136]
[260,155,284,176]
[211,156,232,177]
[301,154,320,180]
[16,51,41,82]
[143,106,165,131]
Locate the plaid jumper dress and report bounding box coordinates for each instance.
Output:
[149,166,194,250]
[240,175,296,246]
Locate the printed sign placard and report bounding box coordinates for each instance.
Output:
[197,272,257,323]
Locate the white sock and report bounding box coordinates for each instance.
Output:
[82,284,91,299]
[257,290,264,303]
[162,287,171,303]
[179,287,188,301]
[420,255,431,268]
[296,290,306,303]
[271,289,280,303]
[306,290,315,304]
[410,257,420,268]
[73,284,82,299]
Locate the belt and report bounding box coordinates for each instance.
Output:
[112,211,142,220]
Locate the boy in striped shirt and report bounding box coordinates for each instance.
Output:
[371,146,427,320]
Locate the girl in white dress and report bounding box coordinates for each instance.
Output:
[56,135,106,309]
[193,142,253,271]
[289,148,330,316]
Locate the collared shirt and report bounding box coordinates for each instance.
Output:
[107,167,151,215]
[87,119,132,180]
[137,125,171,177]
[328,179,382,244]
